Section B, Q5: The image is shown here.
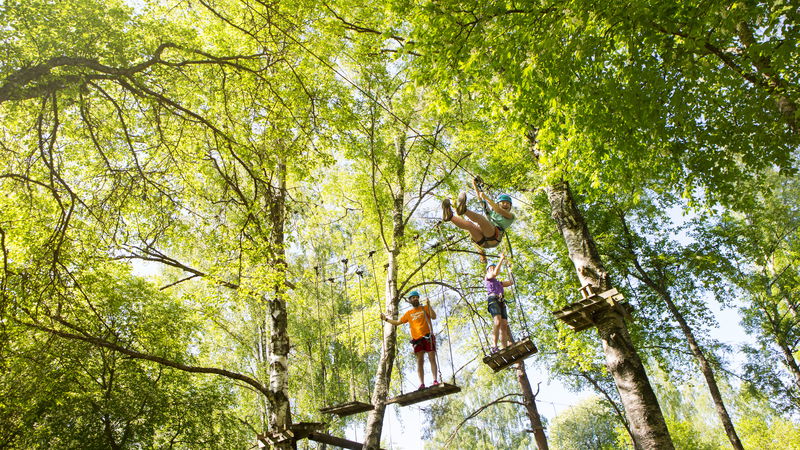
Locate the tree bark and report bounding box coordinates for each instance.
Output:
[266,161,293,448]
[514,363,549,449]
[544,180,674,449]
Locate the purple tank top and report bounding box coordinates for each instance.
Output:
[485,277,504,297]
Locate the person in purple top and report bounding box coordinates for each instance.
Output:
[485,252,514,353]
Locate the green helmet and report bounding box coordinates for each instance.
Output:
[497,194,512,204]
[407,290,421,299]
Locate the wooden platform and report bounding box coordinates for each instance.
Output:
[258,422,325,447]
[482,336,538,372]
[258,422,376,449]
[552,286,631,332]
[319,400,374,417]
[387,382,461,407]
[308,431,371,449]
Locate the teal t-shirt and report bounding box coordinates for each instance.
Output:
[488,209,514,230]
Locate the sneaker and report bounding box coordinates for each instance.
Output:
[418,383,426,390]
[491,346,499,354]
[455,192,467,215]
[441,199,453,222]
[432,380,440,386]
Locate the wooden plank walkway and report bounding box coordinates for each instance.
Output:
[482,336,538,372]
[258,422,378,449]
[319,401,374,417]
[386,382,461,407]
[308,431,372,449]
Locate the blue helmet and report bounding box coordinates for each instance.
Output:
[407,290,421,299]
[497,194,512,204]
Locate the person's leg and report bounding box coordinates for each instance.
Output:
[492,315,501,349]
[499,318,513,347]
[415,351,425,387]
[427,351,438,383]
[450,215,485,242]
[464,210,497,237]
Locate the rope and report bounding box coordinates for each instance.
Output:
[341,258,356,402]
[314,266,327,403]
[504,235,534,338]
[435,223,492,356]
[356,269,372,398]
[413,235,444,383]
[368,251,385,355]
[325,276,344,402]
[475,177,533,339]
[432,239,457,384]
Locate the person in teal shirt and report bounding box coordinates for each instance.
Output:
[442,179,515,261]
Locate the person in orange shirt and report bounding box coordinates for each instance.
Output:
[380,290,439,390]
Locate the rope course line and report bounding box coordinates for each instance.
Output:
[413,234,444,383]
[435,222,492,356]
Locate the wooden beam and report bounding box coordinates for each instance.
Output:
[307,431,367,449]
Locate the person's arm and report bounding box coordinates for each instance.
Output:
[501,280,514,287]
[496,253,507,271]
[380,313,401,326]
[484,196,514,219]
[426,300,437,320]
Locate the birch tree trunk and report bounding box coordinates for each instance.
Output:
[364,135,407,449]
[266,161,293,448]
[545,181,674,449]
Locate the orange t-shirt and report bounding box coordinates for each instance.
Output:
[399,305,432,340]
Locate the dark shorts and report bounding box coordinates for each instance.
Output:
[487,296,508,319]
[411,334,436,353]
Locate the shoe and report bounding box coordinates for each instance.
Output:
[441,199,453,222]
[455,192,467,215]
[491,346,499,354]
[418,383,426,390]
[432,380,440,386]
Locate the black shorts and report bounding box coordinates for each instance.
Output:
[487,296,507,319]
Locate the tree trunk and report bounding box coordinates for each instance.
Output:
[580,371,641,450]
[515,363,549,449]
[620,215,744,449]
[545,180,674,449]
[364,134,407,449]
[266,161,293,448]
[630,262,743,449]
